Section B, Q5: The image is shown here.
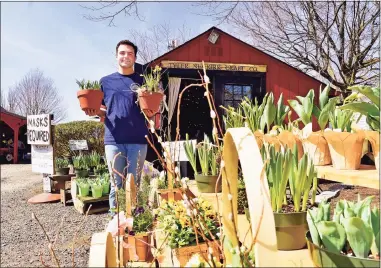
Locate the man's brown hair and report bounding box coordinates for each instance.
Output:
[116,40,138,56]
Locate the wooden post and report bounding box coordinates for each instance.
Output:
[12,126,19,164]
[222,127,279,267]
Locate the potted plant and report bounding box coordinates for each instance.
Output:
[90,177,103,198]
[339,86,380,170]
[88,151,101,174]
[263,144,318,250]
[100,173,110,195]
[55,158,70,175]
[156,198,220,266]
[72,155,89,178]
[123,207,154,262]
[298,85,338,166]
[76,178,90,197]
[138,65,164,118]
[76,79,103,112]
[324,107,366,170]
[94,163,108,176]
[184,134,222,193]
[306,196,380,267]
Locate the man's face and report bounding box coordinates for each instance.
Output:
[117,44,136,69]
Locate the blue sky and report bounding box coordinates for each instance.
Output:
[1,2,223,123]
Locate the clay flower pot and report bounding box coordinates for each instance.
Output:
[302,132,332,166]
[138,91,164,118]
[324,131,365,170]
[278,130,304,160]
[77,90,104,111]
[365,131,380,170]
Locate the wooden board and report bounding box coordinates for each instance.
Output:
[71,179,109,214]
[316,164,379,189]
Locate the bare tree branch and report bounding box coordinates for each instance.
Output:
[195,1,380,90]
[80,1,143,27]
[7,69,67,122]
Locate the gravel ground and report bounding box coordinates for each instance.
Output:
[1,164,109,268]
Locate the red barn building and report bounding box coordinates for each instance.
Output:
[146,26,324,140]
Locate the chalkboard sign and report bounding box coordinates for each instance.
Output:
[27,114,52,145]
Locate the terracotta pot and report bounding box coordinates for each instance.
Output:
[77,89,103,111]
[138,91,164,117]
[301,132,332,166]
[123,234,151,262]
[278,130,304,160]
[324,131,365,170]
[366,131,380,170]
[172,242,219,267]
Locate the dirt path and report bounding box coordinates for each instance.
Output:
[1,164,108,267]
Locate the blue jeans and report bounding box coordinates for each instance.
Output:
[105,144,148,211]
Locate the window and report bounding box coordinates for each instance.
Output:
[224,84,252,108]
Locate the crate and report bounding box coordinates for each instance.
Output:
[71,178,110,215]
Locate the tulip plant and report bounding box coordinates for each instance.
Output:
[263,144,318,213]
[307,196,380,259]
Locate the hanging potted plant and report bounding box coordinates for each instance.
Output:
[306,196,380,267]
[184,134,222,193]
[55,158,70,175]
[76,79,103,112]
[339,85,380,170]
[138,65,164,118]
[262,144,318,250]
[156,198,220,267]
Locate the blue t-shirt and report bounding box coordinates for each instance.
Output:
[100,72,148,145]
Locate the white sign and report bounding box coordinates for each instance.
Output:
[27,114,51,145]
[31,145,54,174]
[42,174,52,193]
[163,140,197,162]
[69,140,88,151]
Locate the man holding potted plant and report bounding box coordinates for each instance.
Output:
[85,40,148,216]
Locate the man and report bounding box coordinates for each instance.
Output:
[86,40,148,215]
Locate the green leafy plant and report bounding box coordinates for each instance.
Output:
[328,108,354,132]
[129,207,154,236]
[237,177,248,214]
[222,106,245,129]
[340,86,380,131]
[263,144,317,213]
[72,155,88,170]
[274,93,290,127]
[311,85,339,130]
[260,92,277,132]
[76,79,101,90]
[55,158,69,169]
[184,134,221,176]
[307,195,380,259]
[240,96,266,132]
[141,65,163,93]
[288,89,315,126]
[88,151,101,168]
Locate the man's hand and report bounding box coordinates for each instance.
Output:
[84,106,106,117]
[136,87,147,96]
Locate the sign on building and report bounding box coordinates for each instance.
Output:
[27,114,52,145]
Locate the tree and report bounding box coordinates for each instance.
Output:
[129,22,193,64]
[7,69,67,122]
[194,1,380,91]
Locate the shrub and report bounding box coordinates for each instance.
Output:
[54,121,104,158]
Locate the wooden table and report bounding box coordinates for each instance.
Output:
[49,174,75,205]
[316,164,379,189]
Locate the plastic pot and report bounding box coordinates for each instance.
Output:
[75,169,89,178]
[91,185,103,198]
[306,231,380,267]
[274,211,308,250]
[55,167,70,176]
[195,174,221,193]
[78,184,90,197]
[102,182,110,195]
